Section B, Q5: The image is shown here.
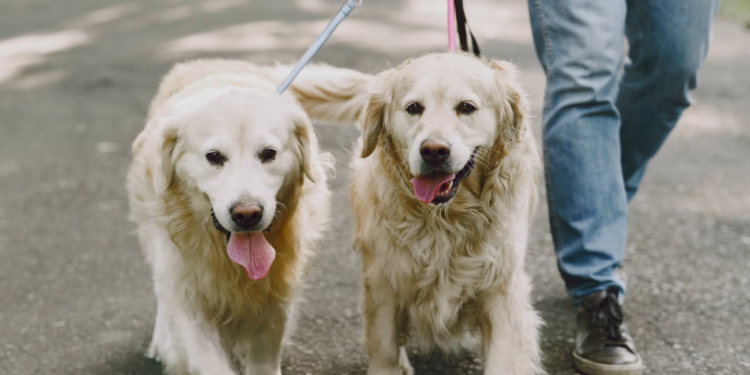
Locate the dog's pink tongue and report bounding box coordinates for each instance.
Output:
[227,232,276,280]
[410,172,455,203]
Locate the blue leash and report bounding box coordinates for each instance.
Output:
[276,0,362,94]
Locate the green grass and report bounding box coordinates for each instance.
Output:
[721,0,750,28]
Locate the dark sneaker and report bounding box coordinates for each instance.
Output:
[573,287,644,375]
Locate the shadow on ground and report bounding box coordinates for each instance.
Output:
[84,352,163,375]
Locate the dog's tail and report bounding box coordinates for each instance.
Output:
[261,64,374,124]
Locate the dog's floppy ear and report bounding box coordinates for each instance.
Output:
[359,71,389,158]
[360,95,384,159]
[359,64,405,158]
[292,112,321,183]
[490,60,528,148]
[154,116,182,192]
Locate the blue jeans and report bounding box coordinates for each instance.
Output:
[527,0,719,305]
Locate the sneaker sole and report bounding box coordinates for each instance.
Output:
[572,350,644,375]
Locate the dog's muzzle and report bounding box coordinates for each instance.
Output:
[410,147,478,206]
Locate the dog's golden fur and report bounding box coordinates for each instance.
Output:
[127,59,368,374]
[350,53,543,375]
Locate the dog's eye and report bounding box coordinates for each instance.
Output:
[457,102,477,115]
[406,102,424,115]
[260,148,277,162]
[205,151,226,166]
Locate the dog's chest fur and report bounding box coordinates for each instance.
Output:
[354,160,518,350]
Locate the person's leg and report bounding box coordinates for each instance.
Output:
[527,0,628,306]
[619,0,720,200]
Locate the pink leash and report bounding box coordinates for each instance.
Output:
[447,0,481,56]
[447,0,456,51]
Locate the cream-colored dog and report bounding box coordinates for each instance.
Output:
[127,59,370,375]
[350,53,543,375]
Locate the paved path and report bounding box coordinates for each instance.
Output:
[0,0,748,374]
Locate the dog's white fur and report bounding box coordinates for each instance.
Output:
[350,53,543,375]
[127,59,370,375]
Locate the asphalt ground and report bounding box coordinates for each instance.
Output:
[0,0,749,374]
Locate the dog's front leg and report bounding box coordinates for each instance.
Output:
[168,300,236,375]
[363,277,412,375]
[481,274,544,375]
[150,271,235,375]
[240,303,287,375]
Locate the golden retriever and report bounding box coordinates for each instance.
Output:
[127,59,370,375]
[349,53,543,375]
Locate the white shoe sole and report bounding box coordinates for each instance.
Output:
[572,350,644,375]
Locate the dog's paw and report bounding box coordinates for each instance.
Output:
[399,362,414,375]
[398,347,413,375]
[145,343,160,361]
[367,370,405,375]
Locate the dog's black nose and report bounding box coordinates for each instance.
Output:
[420,140,451,165]
[230,203,264,230]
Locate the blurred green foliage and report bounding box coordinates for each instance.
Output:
[721,0,750,28]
